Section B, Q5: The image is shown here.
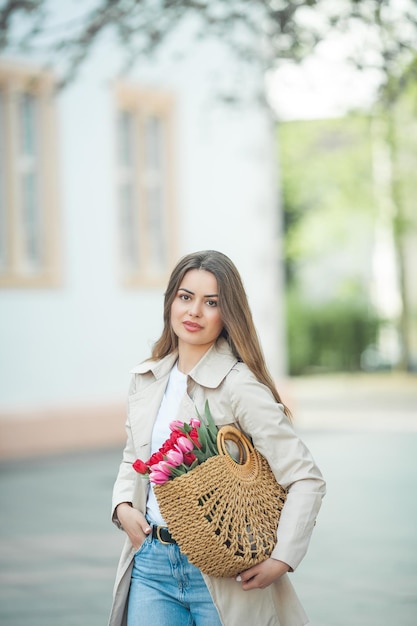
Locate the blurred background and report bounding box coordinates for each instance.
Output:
[0,1,416,625]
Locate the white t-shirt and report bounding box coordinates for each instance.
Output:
[146,362,187,525]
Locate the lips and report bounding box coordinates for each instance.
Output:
[183,321,203,331]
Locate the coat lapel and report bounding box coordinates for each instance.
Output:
[128,338,239,459]
[128,380,167,458]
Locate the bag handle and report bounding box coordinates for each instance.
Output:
[217,425,262,479]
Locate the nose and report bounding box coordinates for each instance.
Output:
[189,300,202,317]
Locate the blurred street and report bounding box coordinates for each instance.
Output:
[0,372,416,626]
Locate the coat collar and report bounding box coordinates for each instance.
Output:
[130,338,239,389]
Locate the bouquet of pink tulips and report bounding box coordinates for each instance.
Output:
[132,402,219,485]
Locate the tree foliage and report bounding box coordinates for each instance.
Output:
[279,114,375,286]
[286,291,380,375]
[279,80,417,372]
[1,0,417,91]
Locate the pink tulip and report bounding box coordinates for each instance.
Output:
[175,436,194,453]
[169,420,185,432]
[190,418,200,428]
[166,449,184,466]
[153,461,172,476]
[149,469,170,485]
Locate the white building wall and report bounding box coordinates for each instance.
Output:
[0,8,286,454]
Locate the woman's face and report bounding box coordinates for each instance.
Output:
[170,269,223,353]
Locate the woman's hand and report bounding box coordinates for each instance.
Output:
[235,558,290,590]
[116,503,151,550]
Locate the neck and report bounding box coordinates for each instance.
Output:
[177,342,214,374]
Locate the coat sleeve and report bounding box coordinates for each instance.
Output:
[111,375,139,529]
[226,366,326,572]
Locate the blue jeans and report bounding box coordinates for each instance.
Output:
[127,533,222,626]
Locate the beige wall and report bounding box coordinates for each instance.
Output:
[0,403,126,460]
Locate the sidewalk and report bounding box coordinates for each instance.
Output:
[0,372,416,626]
[288,371,417,431]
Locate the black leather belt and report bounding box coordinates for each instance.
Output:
[151,525,177,545]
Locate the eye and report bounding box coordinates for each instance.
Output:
[206,300,218,307]
[179,293,190,301]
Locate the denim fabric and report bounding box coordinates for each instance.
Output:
[127,533,222,626]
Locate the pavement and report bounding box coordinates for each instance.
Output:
[0,372,416,626]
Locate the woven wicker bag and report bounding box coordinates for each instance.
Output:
[153,424,287,578]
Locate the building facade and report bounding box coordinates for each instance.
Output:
[0,6,286,457]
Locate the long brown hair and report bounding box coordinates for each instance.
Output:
[152,250,290,416]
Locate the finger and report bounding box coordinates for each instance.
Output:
[132,510,151,535]
[241,577,259,591]
[236,565,258,582]
[236,571,257,585]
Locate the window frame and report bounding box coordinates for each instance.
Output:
[0,61,61,288]
[114,82,177,288]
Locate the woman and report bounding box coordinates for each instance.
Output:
[109,250,325,626]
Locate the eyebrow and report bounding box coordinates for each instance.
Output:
[178,287,219,298]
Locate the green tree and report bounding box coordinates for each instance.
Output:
[279,115,384,374]
[1,1,417,91]
[279,115,375,287]
[370,55,417,371]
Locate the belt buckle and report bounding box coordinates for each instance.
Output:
[156,526,171,545]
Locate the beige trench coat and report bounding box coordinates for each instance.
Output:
[108,339,326,626]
